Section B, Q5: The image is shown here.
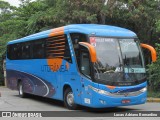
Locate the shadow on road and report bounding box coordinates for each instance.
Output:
[14,94,65,109]
[13,94,141,113]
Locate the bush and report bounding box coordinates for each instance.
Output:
[0,80,4,86]
[147,43,160,91]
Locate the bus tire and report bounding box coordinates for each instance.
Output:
[18,81,27,98]
[64,88,77,110]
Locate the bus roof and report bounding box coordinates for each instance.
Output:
[8,24,137,45]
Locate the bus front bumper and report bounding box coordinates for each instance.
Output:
[86,91,147,108]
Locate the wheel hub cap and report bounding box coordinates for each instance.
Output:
[19,85,23,95]
[67,92,74,106]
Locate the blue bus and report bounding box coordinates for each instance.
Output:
[6,24,156,109]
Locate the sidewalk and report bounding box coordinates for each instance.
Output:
[147,98,160,102]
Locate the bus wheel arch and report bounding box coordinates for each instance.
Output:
[63,84,78,110]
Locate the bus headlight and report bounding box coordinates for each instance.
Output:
[88,85,110,96]
[98,89,110,95]
[140,87,147,92]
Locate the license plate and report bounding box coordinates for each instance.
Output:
[122,99,130,104]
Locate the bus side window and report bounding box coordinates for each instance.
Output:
[7,44,20,60]
[64,38,72,63]
[70,33,88,70]
[33,40,45,59]
[80,49,91,78]
[15,44,22,59]
[21,43,31,59]
[7,45,13,60]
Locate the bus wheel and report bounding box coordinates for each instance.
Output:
[18,81,27,98]
[64,88,77,110]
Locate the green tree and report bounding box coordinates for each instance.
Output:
[106,0,160,44]
[147,43,160,91]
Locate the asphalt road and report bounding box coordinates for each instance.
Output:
[0,87,160,119]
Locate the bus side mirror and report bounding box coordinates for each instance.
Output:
[140,43,157,62]
[79,42,97,63]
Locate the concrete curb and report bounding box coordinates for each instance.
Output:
[147,98,160,102]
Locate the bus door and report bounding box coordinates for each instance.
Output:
[79,48,93,106]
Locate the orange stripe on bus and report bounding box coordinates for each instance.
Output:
[47,52,64,55]
[47,38,65,42]
[47,45,65,49]
[106,85,116,90]
[52,52,64,54]
[47,38,65,43]
[47,56,64,58]
[54,56,64,58]
[48,35,65,39]
[47,27,65,72]
[47,50,65,53]
[47,58,63,72]
[49,27,64,37]
[47,42,65,46]
[48,49,65,51]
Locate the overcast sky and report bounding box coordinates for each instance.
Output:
[3,0,35,7]
[3,0,21,7]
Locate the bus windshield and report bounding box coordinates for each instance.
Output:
[90,37,146,86]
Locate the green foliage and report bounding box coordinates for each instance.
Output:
[147,43,160,91]
[148,91,160,98]
[107,0,160,44]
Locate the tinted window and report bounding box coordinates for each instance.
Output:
[7,45,12,59]
[21,43,31,59]
[7,39,46,60]
[64,39,72,63]
[7,35,71,61]
[70,33,88,68]
[33,40,45,59]
[7,44,22,60]
[80,50,91,78]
